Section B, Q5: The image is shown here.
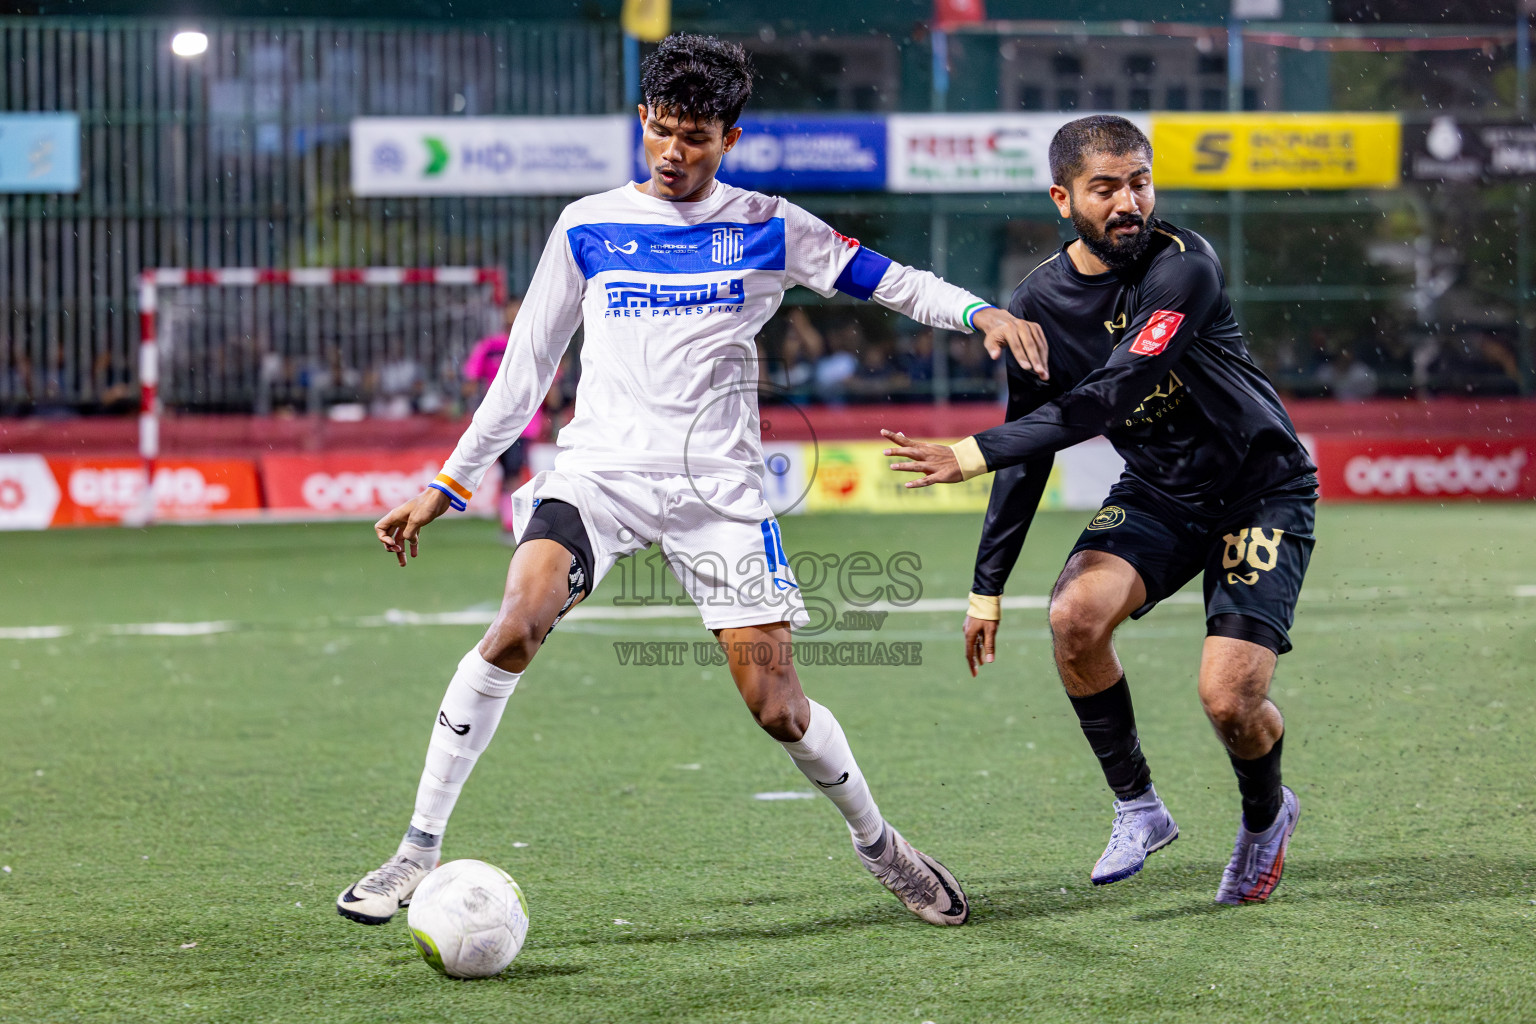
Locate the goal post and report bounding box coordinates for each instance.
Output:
[128,266,508,526]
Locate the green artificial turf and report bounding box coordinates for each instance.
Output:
[2,506,1534,1023]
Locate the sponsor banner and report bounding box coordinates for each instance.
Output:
[804,441,1000,513]
[350,116,632,196]
[0,113,80,193]
[49,457,261,525]
[1404,117,1536,182]
[643,116,885,193]
[888,113,1150,193]
[1151,113,1401,190]
[261,450,501,517]
[0,455,62,530]
[1312,438,1536,500]
[774,439,1127,514]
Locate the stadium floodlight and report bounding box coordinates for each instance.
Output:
[170,31,209,58]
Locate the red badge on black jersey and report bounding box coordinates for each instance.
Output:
[1128,310,1185,357]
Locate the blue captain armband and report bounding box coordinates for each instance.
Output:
[833,246,894,301]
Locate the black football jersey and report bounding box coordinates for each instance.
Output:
[971,219,1315,597]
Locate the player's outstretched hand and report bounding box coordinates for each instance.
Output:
[972,307,1049,381]
[375,488,453,567]
[963,615,998,677]
[881,429,962,487]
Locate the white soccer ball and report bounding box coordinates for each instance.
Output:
[406,859,529,978]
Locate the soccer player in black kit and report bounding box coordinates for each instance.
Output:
[883,115,1317,904]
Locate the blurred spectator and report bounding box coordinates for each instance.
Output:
[370,338,424,419]
[313,348,364,414]
[1417,328,1522,396]
[898,327,935,390]
[947,331,996,400]
[1330,351,1379,401]
[90,349,138,415]
[814,317,863,404]
[33,351,75,418]
[779,307,823,394]
[847,339,902,399]
[1,345,33,415]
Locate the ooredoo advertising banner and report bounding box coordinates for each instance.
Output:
[260,450,502,517]
[0,455,261,528]
[1311,438,1536,500]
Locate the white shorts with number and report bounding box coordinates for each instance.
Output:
[510,468,808,631]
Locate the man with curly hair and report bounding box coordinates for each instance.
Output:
[337,33,1049,928]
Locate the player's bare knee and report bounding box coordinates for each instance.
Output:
[752,697,807,742]
[1199,679,1260,736]
[743,666,808,741]
[479,614,542,673]
[1049,594,1114,667]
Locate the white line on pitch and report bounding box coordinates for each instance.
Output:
[357,594,1201,628]
[1515,585,1536,597]
[0,626,71,640]
[104,621,237,636]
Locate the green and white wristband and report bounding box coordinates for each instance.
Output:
[963,302,996,331]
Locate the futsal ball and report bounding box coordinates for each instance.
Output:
[407,859,529,978]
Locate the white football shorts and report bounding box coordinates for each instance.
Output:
[510,468,808,631]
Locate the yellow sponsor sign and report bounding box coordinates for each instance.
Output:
[802,442,1065,514]
[621,0,670,42]
[1151,113,1400,190]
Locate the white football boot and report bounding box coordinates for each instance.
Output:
[336,843,439,925]
[855,824,969,926]
[1090,785,1180,885]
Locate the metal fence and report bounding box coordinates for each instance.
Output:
[0,18,620,413]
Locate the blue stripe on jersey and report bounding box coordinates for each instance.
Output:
[568,219,787,279]
[833,246,893,301]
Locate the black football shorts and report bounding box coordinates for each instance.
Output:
[1067,478,1317,654]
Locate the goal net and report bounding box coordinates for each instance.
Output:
[129,266,506,524]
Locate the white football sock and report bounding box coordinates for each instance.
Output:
[780,699,885,846]
[407,647,520,839]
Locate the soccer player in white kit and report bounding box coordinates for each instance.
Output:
[337,34,1048,928]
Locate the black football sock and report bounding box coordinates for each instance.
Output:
[1067,676,1153,801]
[1229,732,1284,833]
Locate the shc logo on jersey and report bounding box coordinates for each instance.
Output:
[1129,310,1185,357]
[606,278,745,310]
[568,220,785,279]
[711,227,745,265]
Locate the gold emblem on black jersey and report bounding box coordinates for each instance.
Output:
[1104,313,1128,334]
[1087,506,1126,531]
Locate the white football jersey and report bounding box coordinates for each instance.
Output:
[435,182,993,501]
